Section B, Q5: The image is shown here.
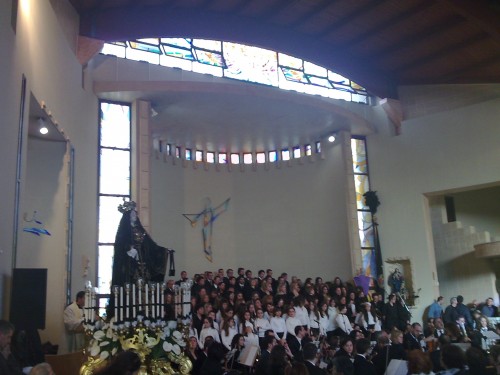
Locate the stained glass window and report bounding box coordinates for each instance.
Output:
[195,150,203,162]
[101,39,369,103]
[305,144,312,156]
[351,137,376,277]
[243,153,253,164]
[281,149,290,161]
[185,148,192,160]
[268,151,278,162]
[207,152,215,163]
[218,152,227,164]
[256,152,266,163]
[230,153,240,164]
[223,42,278,86]
[293,146,301,159]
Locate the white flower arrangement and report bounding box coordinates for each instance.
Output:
[84,316,187,361]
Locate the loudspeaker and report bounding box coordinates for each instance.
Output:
[10,268,47,330]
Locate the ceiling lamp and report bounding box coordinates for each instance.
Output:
[38,117,48,135]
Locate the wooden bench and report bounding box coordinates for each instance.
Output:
[45,351,85,375]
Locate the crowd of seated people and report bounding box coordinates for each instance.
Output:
[161,267,499,375]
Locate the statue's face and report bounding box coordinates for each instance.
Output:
[130,210,137,225]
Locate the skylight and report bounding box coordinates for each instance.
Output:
[101,38,370,104]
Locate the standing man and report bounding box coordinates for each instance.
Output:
[0,320,23,375]
[63,291,85,352]
[353,338,376,375]
[428,296,444,320]
[455,295,473,329]
[443,297,459,325]
[175,270,189,286]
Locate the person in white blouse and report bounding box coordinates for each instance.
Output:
[243,325,259,348]
[198,317,221,349]
[220,317,238,351]
[207,310,220,332]
[355,302,381,334]
[254,308,272,344]
[239,310,255,335]
[327,298,338,337]
[309,301,321,339]
[293,297,310,331]
[318,301,330,338]
[286,307,302,337]
[270,307,287,342]
[336,304,353,335]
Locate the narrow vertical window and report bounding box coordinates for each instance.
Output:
[97,101,131,296]
[351,137,376,278]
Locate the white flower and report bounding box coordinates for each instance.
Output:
[163,342,173,352]
[145,336,157,348]
[172,344,181,355]
[161,328,170,340]
[93,330,105,340]
[173,331,182,340]
[144,320,151,327]
[111,347,118,356]
[100,351,110,360]
[90,343,100,357]
[106,328,114,339]
[99,341,110,347]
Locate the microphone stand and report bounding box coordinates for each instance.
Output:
[396,292,412,319]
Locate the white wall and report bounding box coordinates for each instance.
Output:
[369,94,500,322]
[17,136,68,346]
[0,0,99,350]
[150,141,353,281]
[452,187,500,240]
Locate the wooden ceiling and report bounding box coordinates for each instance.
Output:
[69,0,500,99]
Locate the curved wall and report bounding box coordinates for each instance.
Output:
[150,141,353,280]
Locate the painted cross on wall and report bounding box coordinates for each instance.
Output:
[183,197,230,262]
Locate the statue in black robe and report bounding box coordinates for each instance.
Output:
[111,208,167,287]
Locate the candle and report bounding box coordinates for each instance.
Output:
[156,283,161,317]
[182,289,191,316]
[120,287,124,322]
[113,286,118,322]
[85,290,89,322]
[138,286,142,309]
[125,284,130,319]
[132,284,136,318]
[90,290,95,323]
[145,284,149,315]
[151,284,156,319]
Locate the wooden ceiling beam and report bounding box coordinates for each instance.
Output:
[431,54,500,83]
[367,17,464,61]
[316,1,381,39]
[232,0,289,21]
[441,0,500,46]
[286,0,339,29]
[344,1,435,49]
[395,33,486,74]
[77,4,397,98]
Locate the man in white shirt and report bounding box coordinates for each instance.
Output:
[63,291,85,352]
